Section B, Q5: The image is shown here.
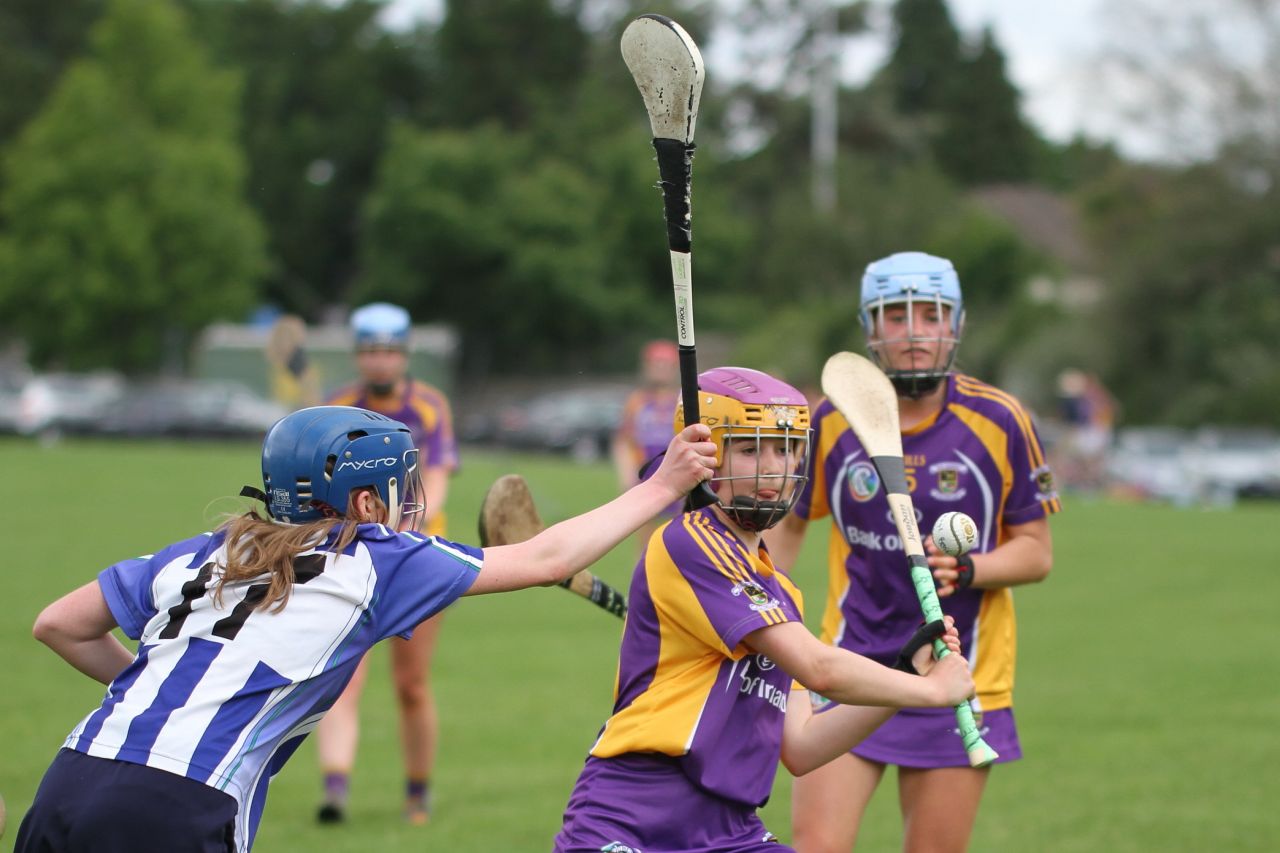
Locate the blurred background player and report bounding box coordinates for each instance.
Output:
[554,367,974,853]
[264,314,321,411]
[767,252,1059,853]
[611,339,681,550]
[16,405,717,853]
[1054,367,1117,492]
[314,302,459,825]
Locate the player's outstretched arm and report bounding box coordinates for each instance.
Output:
[33,580,133,685]
[746,617,970,719]
[776,618,965,776]
[468,424,715,596]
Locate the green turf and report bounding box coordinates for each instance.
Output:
[1,437,1275,851]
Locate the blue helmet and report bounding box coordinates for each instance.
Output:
[858,251,965,397]
[351,302,410,351]
[260,406,421,524]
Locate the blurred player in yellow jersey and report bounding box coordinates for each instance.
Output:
[612,340,682,551]
[314,303,459,825]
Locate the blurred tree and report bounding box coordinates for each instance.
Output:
[0,0,103,150]
[0,0,264,373]
[358,110,750,376]
[883,0,963,115]
[430,0,590,130]
[182,0,434,316]
[879,1,1040,187]
[1078,0,1280,424]
[359,124,623,374]
[933,28,1036,184]
[1079,160,1280,426]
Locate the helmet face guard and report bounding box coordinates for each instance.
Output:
[674,367,811,532]
[261,406,422,525]
[859,252,965,399]
[711,425,811,532]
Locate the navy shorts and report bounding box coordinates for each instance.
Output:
[15,748,238,853]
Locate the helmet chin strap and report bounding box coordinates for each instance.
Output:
[890,373,944,400]
[724,495,792,532]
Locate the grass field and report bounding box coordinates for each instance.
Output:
[1,436,1276,851]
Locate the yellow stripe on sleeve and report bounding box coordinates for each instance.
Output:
[591,547,740,758]
[685,515,751,586]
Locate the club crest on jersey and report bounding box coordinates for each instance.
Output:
[1032,464,1058,501]
[929,462,967,501]
[846,461,880,502]
[601,843,641,853]
[732,580,780,612]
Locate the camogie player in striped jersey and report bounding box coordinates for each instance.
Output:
[17,405,717,853]
[769,252,1060,853]
[553,367,974,853]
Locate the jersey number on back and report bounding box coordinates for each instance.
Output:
[158,553,327,641]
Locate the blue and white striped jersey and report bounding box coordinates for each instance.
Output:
[64,523,481,852]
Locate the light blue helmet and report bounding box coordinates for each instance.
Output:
[260,406,421,524]
[351,302,410,351]
[858,251,965,398]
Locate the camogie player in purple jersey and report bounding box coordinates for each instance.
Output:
[612,339,683,551]
[316,302,460,824]
[768,252,1060,853]
[553,367,974,853]
[16,405,717,853]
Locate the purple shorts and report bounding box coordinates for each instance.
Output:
[847,706,1022,768]
[554,754,790,852]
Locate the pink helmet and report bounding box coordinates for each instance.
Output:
[674,366,811,531]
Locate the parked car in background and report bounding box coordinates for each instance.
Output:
[1107,425,1280,505]
[15,372,125,440]
[1106,426,1198,505]
[1182,427,1280,504]
[0,366,32,434]
[97,379,287,439]
[494,387,629,462]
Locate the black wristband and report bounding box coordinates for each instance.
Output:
[954,553,976,589]
[893,619,947,674]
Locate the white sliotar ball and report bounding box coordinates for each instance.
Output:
[932,511,978,556]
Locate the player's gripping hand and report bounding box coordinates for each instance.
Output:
[895,615,962,675]
[896,615,973,706]
[653,424,716,498]
[924,537,975,598]
[925,653,974,706]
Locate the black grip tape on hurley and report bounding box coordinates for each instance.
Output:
[652,138,695,253]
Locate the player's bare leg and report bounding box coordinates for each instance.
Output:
[315,654,371,822]
[898,765,989,853]
[392,611,443,824]
[791,752,885,853]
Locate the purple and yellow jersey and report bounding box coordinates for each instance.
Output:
[589,507,804,808]
[793,374,1060,711]
[617,388,680,467]
[327,379,458,536]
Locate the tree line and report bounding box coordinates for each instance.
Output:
[0,0,1276,426]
